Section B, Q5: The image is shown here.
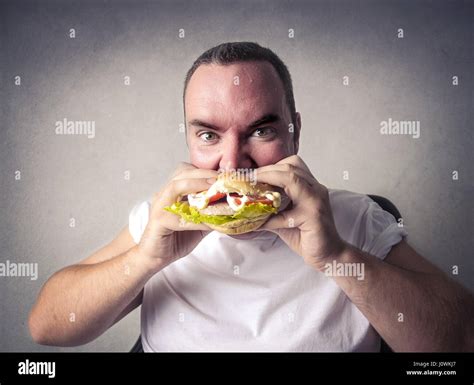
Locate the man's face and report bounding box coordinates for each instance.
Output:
[185,61,300,170]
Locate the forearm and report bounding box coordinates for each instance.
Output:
[29,246,163,346]
[326,244,474,352]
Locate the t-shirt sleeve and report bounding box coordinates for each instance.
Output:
[360,200,408,260]
[128,200,151,244]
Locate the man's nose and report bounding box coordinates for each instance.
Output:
[218,136,253,170]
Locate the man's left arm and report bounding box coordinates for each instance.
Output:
[256,155,474,352]
[330,239,474,351]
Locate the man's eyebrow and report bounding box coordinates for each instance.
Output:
[248,114,281,128]
[188,114,281,131]
[188,119,221,131]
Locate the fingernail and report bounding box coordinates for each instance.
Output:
[207,178,216,184]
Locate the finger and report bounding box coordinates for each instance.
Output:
[173,168,218,181]
[147,209,213,232]
[255,170,315,201]
[170,162,213,180]
[154,177,215,209]
[257,163,316,186]
[276,155,313,175]
[164,213,213,232]
[170,162,197,178]
[169,177,215,198]
[259,208,301,230]
[259,155,313,176]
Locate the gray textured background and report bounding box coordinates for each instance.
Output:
[0,0,472,352]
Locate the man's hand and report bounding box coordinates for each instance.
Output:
[138,163,217,269]
[256,155,346,271]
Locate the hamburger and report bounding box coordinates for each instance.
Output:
[164,172,283,234]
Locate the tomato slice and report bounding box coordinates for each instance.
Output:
[229,197,272,206]
[208,192,274,207]
[208,192,226,203]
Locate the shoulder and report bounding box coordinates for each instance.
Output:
[328,188,407,259]
[328,188,374,219]
[328,189,374,243]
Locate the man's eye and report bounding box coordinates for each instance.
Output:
[199,132,218,142]
[252,127,274,138]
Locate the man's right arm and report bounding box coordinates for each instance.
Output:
[29,164,216,347]
[28,226,164,347]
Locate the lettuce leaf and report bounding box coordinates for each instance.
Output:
[164,201,277,225]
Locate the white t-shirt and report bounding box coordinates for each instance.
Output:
[128,189,407,352]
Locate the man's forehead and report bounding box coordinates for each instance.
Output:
[185,61,287,122]
[188,61,281,90]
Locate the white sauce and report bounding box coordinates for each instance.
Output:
[187,192,209,210]
[188,186,281,211]
[264,191,281,208]
[226,194,249,211]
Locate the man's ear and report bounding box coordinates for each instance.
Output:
[293,112,301,154]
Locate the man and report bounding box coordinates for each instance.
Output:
[29,42,474,351]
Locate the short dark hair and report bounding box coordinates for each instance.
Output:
[183,42,296,124]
